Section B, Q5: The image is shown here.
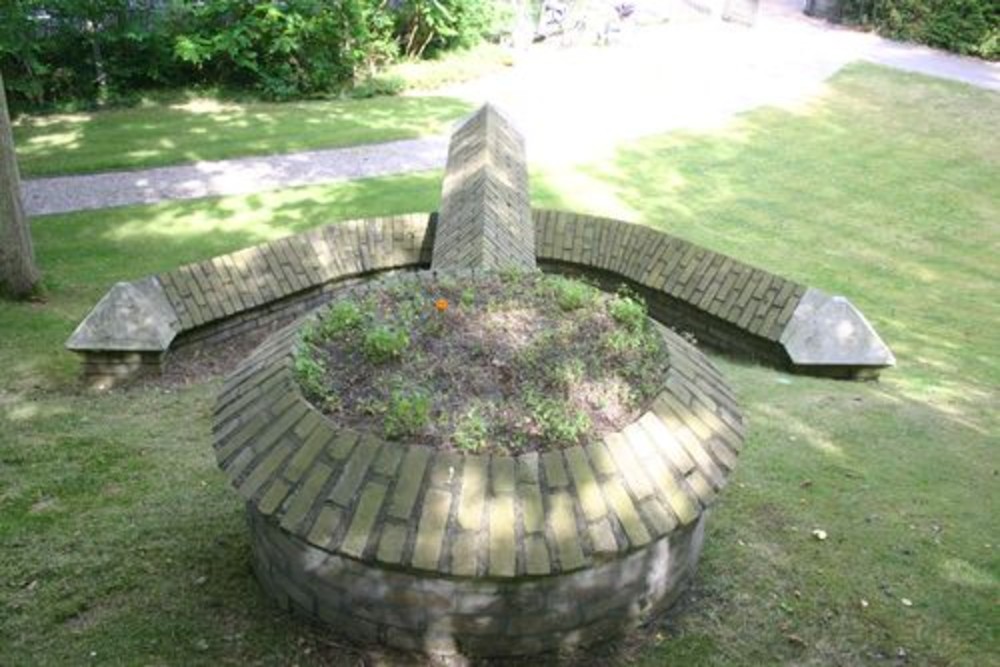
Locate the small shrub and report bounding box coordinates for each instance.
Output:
[608,294,647,332]
[453,405,490,452]
[363,325,410,363]
[319,301,366,339]
[547,276,596,312]
[550,358,585,390]
[293,347,328,400]
[384,387,432,439]
[526,392,591,445]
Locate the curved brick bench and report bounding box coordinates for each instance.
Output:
[67,210,893,386]
[213,274,744,655]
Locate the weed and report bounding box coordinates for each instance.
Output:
[608,293,647,331]
[318,301,366,339]
[453,405,490,452]
[383,388,432,439]
[547,275,597,311]
[460,288,476,308]
[293,346,328,400]
[525,391,592,445]
[362,326,410,363]
[551,358,586,390]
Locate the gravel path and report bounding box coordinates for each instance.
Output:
[22,136,449,216]
[22,0,998,217]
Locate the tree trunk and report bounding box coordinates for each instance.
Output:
[0,70,40,299]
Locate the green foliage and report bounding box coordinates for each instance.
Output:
[525,391,591,446]
[394,0,505,59]
[362,325,410,363]
[383,387,432,439]
[841,0,998,59]
[0,0,504,111]
[452,405,490,451]
[172,0,396,100]
[608,292,647,332]
[546,275,596,311]
[293,345,328,400]
[318,301,366,339]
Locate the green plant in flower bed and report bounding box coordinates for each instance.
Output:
[295,273,670,453]
[382,387,433,440]
[362,325,410,364]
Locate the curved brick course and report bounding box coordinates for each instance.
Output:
[68,209,892,386]
[213,271,743,654]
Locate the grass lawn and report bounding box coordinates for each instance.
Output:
[1,63,997,665]
[12,95,470,178]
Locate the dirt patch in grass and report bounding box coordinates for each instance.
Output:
[295,272,671,454]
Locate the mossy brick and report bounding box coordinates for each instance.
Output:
[588,518,618,555]
[525,534,551,575]
[640,497,677,534]
[488,496,516,577]
[306,505,343,548]
[341,482,388,558]
[601,479,650,547]
[373,443,404,477]
[429,452,462,488]
[584,441,617,477]
[283,424,333,482]
[565,447,606,521]
[251,399,307,451]
[658,392,714,440]
[457,455,488,531]
[548,492,585,571]
[258,478,292,515]
[216,412,269,464]
[491,456,516,495]
[651,411,725,489]
[412,488,452,570]
[541,451,569,488]
[280,462,333,532]
[238,440,295,499]
[685,470,717,507]
[375,522,408,564]
[517,452,539,483]
[292,409,323,440]
[519,482,544,534]
[652,465,700,526]
[450,531,479,576]
[327,429,360,460]
[328,437,380,507]
[387,447,432,519]
[636,412,696,475]
[605,432,654,500]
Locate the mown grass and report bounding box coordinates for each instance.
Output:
[1,63,997,665]
[12,95,470,178]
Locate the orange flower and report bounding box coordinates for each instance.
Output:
[434,298,449,312]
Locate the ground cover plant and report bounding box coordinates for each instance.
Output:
[294,273,668,452]
[1,63,997,664]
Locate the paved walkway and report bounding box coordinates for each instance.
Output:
[22,0,998,216]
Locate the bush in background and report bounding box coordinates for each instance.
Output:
[0,0,511,112]
[841,0,998,59]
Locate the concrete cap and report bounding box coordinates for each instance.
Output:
[66,276,180,352]
[780,287,895,368]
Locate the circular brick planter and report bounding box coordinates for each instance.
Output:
[213,271,745,656]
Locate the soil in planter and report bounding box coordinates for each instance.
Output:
[295,271,671,454]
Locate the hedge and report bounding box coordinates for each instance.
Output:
[841,0,998,59]
[0,0,509,112]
